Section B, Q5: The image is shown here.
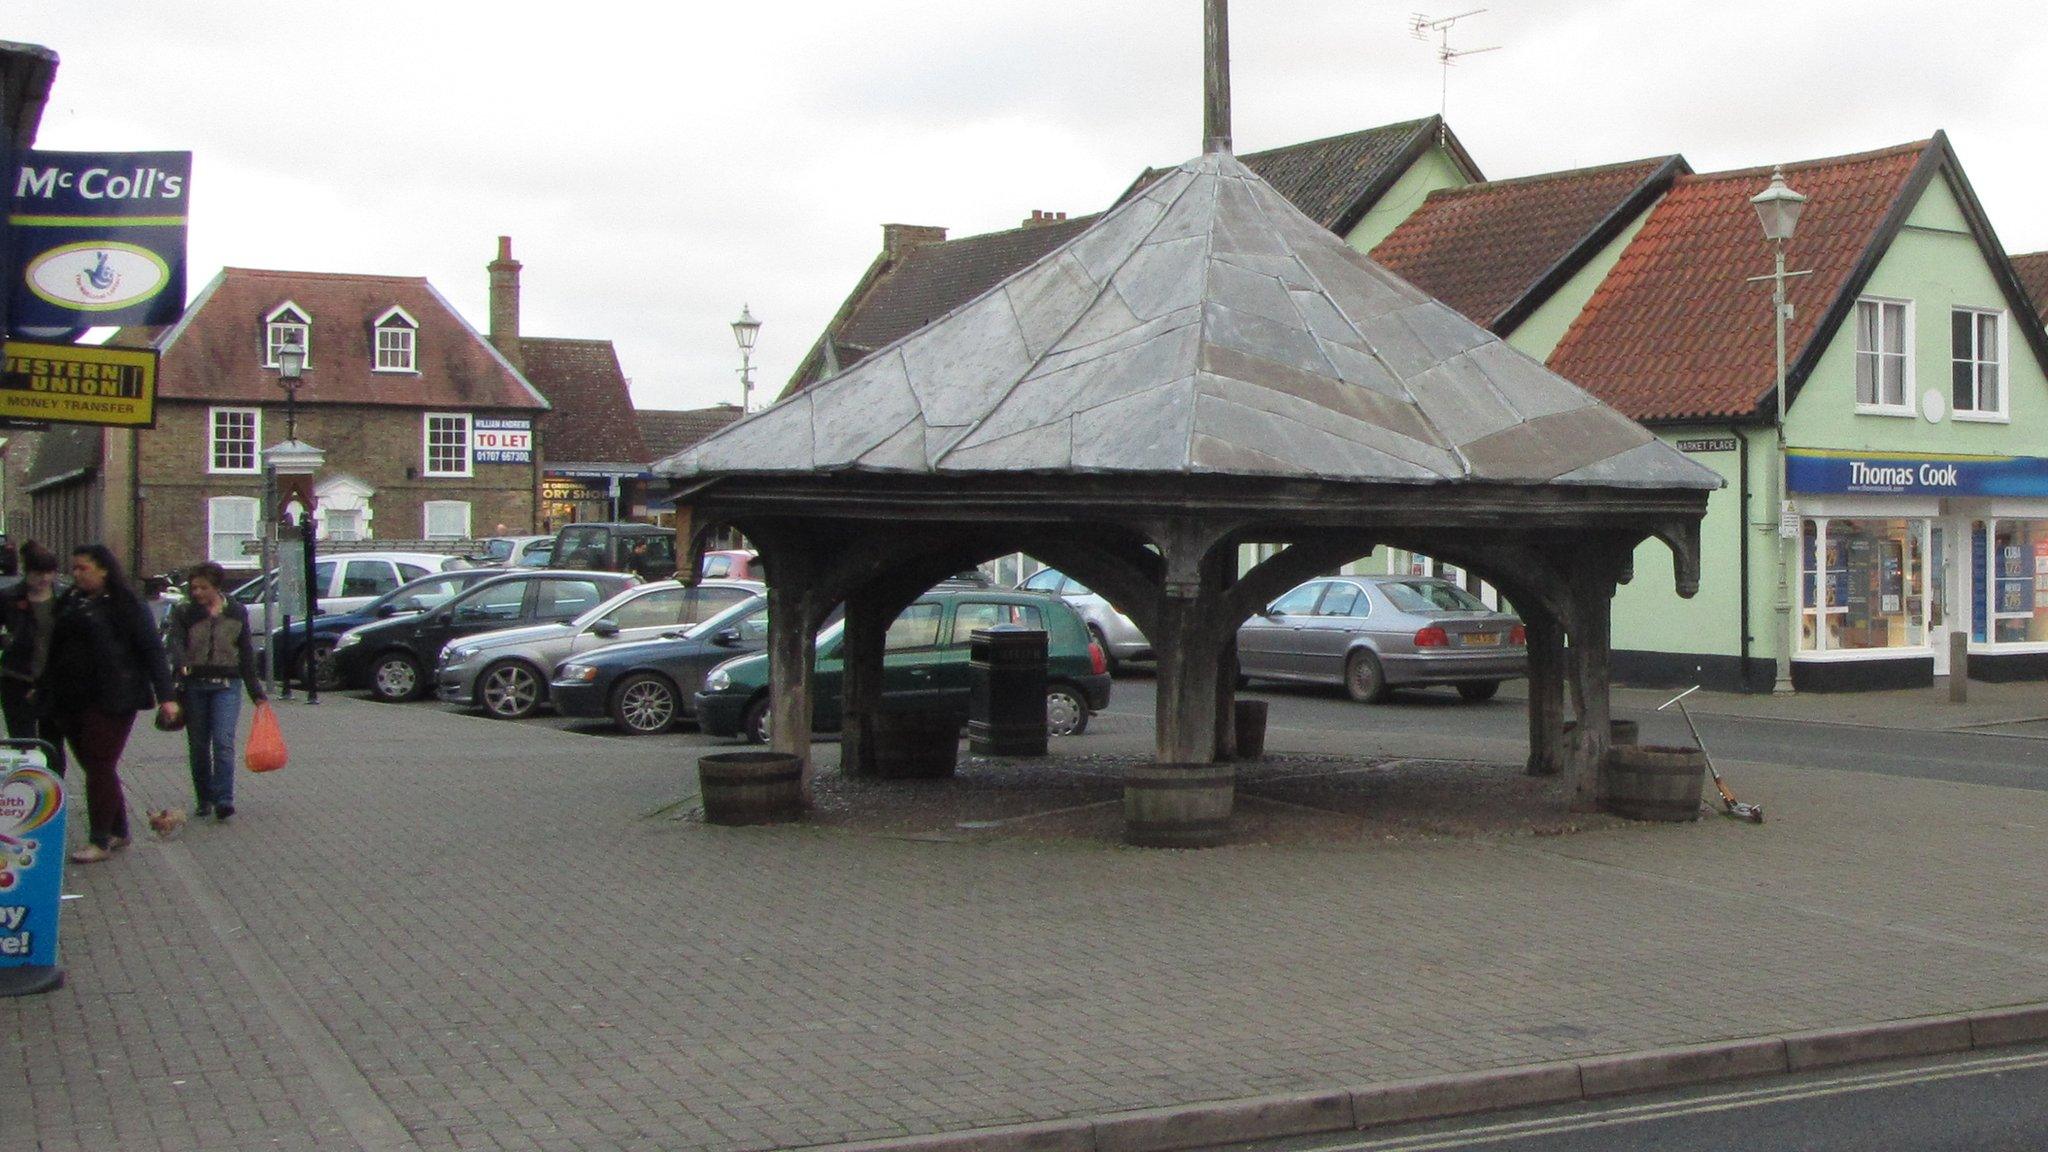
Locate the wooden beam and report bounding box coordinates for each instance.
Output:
[1204,0,1232,154]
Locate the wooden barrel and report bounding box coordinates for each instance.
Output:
[1124,762,1234,848]
[1600,744,1706,822]
[873,711,962,779]
[1564,718,1640,746]
[1232,699,1268,760]
[698,752,803,826]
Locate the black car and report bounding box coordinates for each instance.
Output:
[549,595,769,734]
[330,570,636,701]
[271,568,506,689]
[547,523,676,582]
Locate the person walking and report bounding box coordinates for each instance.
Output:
[45,545,178,864]
[163,561,266,822]
[0,542,66,774]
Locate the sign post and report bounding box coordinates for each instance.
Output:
[0,740,67,997]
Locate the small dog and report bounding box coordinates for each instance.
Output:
[147,808,188,839]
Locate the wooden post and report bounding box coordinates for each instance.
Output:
[1524,610,1566,776]
[1154,593,1221,764]
[764,578,817,800]
[1203,0,1232,153]
[839,588,888,777]
[1566,556,1619,812]
[1213,635,1239,761]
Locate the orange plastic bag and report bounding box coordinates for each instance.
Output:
[245,701,288,773]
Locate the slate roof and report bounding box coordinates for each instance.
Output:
[1549,141,1934,423]
[662,151,1717,493]
[1371,156,1688,333]
[2011,251,2048,320]
[638,405,745,462]
[1238,116,1480,235]
[23,424,101,491]
[122,268,549,412]
[517,337,646,464]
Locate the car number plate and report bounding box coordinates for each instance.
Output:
[1462,632,1500,647]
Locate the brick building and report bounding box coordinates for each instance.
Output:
[27,263,549,578]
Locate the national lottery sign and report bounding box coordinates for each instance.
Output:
[9,150,191,333]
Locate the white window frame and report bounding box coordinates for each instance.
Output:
[1951,307,2009,422]
[208,406,262,474]
[207,495,261,566]
[423,412,472,477]
[1853,297,1913,416]
[373,306,419,373]
[423,499,471,541]
[265,302,310,368]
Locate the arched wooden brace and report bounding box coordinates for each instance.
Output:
[1007,535,1168,642]
[1653,519,1705,599]
[1216,534,1379,759]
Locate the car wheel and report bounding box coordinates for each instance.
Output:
[610,673,678,735]
[1046,684,1089,737]
[311,641,342,691]
[369,652,423,702]
[1457,680,1501,703]
[480,661,545,719]
[1344,650,1389,704]
[1088,625,1119,676]
[743,696,772,745]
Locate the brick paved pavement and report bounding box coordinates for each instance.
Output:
[9,689,2048,1151]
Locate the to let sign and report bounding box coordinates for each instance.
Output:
[472,418,532,463]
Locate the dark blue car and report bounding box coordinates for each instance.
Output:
[549,595,769,734]
[270,568,502,689]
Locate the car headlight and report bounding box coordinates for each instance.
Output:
[335,631,363,649]
[445,644,479,662]
[705,668,732,692]
[557,664,598,682]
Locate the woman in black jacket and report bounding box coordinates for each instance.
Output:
[0,542,65,773]
[163,561,266,821]
[45,545,179,863]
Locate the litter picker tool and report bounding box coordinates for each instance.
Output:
[1657,686,1763,823]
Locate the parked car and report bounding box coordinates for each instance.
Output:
[472,534,554,568]
[1237,575,1526,703]
[695,588,1110,744]
[515,541,554,567]
[1017,566,1151,673]
[331,570,637,702]
[230,551,464,637]
[270,567,507,689]
[699,549,762,580]
[435,578,765,719]
[548,522,677,582]
[550,594,770,734]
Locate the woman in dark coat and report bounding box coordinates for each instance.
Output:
[45,544,179,863]
[0,541,65,773]
[163,560,266,821]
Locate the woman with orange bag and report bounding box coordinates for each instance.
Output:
[163,561,267,823]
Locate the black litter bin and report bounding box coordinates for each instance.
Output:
[968,626,1048,756]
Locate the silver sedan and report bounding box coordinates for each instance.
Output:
[1237,576,1526,703]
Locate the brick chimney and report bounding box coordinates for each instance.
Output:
[487,235,523,369]
[1021,210,1069,227]
[881,223,947,259]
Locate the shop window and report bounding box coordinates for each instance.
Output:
[1975,520,2048,644]
[1951,308,2005,419]
[1854,298,1910,412]
[1800,517,1926,652]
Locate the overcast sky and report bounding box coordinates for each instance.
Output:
[15,1,2048,412]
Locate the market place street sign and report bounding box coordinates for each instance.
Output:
[0,340,158,428]
[8,150,191,333]
[1788,449,2048,497]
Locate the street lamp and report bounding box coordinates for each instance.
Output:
[1750,166,1809,696]
[268,346,322,702]
[276,344,305,442]
[732,304,761,411]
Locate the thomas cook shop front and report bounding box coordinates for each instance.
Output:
[1788,449,2048,690]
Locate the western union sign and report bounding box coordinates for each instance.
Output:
[0,340,158,428]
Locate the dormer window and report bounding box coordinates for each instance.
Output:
[374,306,419,373]
[266,302,310,368]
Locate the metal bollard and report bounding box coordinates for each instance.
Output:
[1949,631,1968,703]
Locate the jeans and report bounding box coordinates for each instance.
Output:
[183,683,243,810]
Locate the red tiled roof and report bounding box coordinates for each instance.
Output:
[1549,141,1933,423]
[1370,156,1685,331]
[638,405,746,461]
[518,337,646,464]
[2010,251,2048,321]
[131,268,548,411]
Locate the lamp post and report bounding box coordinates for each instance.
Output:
[1750,167,1809,695]
[276,345,305,441]
[269,347,322,702]
[732,304,761,411]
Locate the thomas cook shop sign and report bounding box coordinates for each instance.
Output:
[0,340,158,428]
[9,151,191,332]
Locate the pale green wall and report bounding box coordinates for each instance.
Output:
[1508,205,1657,360]
[1610,428,1758,660]
[1345,146,1472,254]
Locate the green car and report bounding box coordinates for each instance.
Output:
[695,588,1112,743]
